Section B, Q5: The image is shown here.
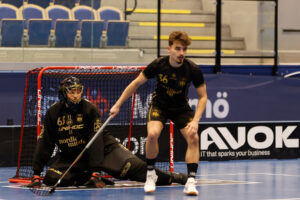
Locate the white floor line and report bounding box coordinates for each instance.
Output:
[264,198,300,200]
[3,178,260,192]
[198,173,300,177]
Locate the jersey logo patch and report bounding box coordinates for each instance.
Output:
[151,110,160,117]
[179,79,186,87]
[94,119,102,132]
[66,115,73,126]
[77,114,83,123]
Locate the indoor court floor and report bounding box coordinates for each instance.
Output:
[0,159,299,200]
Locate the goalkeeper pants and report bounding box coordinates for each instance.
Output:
[100,143,173,185]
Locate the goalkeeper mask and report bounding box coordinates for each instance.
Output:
[58,77,84,112]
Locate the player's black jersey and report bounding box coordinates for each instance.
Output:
[32,99,115,174]
[143,56,205,109]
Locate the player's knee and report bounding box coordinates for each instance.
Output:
[147,131,159,142]
[43,168,73,186]
[43,169,62,186]
[188,133,199,146]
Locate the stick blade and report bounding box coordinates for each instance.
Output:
[29,186,55,196]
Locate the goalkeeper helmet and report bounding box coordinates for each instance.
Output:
[58,76,84,112]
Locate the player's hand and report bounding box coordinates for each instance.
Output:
[27,175,42,188]
[110,104,120,118]
[186,121,199,136]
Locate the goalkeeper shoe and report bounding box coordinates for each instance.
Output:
[84,172,106,188]
[172,172,188,185]
[144,170,158,193]
[183,177,198,196]
[26,175,42,188]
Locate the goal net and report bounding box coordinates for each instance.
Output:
[9,66,174,183]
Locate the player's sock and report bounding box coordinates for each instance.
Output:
[146,158,156,170]
[184,163,198,195]
[187,163,198,178]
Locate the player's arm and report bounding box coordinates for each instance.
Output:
[110,72,148,117]
[193,83,207,122]
[87,104,106,165]
[32,111,56,176]
[186,83,207,134]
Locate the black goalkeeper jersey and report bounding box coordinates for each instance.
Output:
[32,98,116,175]
[143,56,205,110]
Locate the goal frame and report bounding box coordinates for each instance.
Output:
[10,66,174,183]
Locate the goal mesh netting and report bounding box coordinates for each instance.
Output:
[10,66,174,183]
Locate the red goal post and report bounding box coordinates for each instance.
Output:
[10,66,174,184]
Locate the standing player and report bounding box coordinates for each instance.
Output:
[27,76,187,188]
[110,31,207,195]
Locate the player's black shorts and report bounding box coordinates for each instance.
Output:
[147,103,195,129]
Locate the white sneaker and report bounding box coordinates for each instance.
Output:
[183,177,198,196]
[144,170,158,193]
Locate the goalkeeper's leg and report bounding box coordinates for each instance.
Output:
[101,143,187,185]
[43,156,90,186]
[124,157,187,185]
[43,167,90,186]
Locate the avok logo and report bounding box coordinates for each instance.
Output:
[201,125,300,150]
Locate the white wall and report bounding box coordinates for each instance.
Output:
[222,1,259,51]
[103,0,300,52]
[278,0,300,50]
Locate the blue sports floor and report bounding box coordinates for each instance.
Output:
[0,159,299,200]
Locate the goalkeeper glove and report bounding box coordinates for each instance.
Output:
[84,172,106,188]
[27,175,42,188]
